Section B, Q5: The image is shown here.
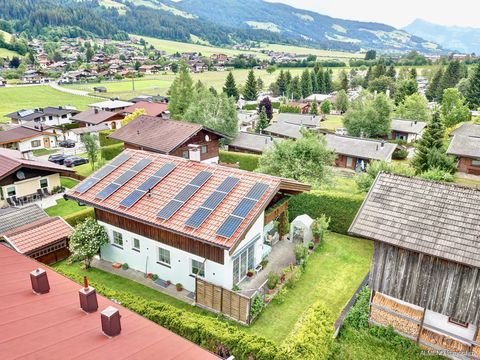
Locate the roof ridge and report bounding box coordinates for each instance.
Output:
[380,171,480,192]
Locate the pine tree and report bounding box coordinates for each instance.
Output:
[426,68,443,102]
[243,69,258,101]
[324,70,333,93]
[441,60,462,91]
[310,101,319,115]
[386,65,396,79]
[285,70,292,88]
[373,61,386,79]
[316,68,325,93]
[410,68,417,80]
[310,70,318,93]
[466,63,480,110]
[223,71,239,99]
[300,69,313,98]
[288,76,302,100]
[276,70,287,96]
[255,107,269,133]
[364,66,373,88]
[340,71,349,91]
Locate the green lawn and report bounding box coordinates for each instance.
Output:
[322,114,344,131]
[454,175,480,188]
[32,148,59,156]
[60,177,79,189]
[44,198,88,217]
[257,43,363,59]
[247,232,373,343]
[0,47,19,58]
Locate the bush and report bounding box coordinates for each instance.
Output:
[101,143,124,161]
[279,105,301,114]
[219,150,260,171]
[99,130,123,146]
[63,207,95,227]
[271,102,281,109]
[267,272,279,290]
[243,103,258,111]
[343,286,370,330]
[295,244,308,263]
[392,148,409,160]
[288,191,364,235]
[250,294,264,320]
[277,301,334,360]
[419,168,455,182]
[122,263,129,270]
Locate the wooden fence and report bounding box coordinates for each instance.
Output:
[195,278,252,325]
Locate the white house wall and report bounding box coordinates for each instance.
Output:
[423,310,477,342]
[17,135,57,152]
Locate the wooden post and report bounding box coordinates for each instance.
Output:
[368,289,375,326]
[469,326,479,356]
[416,307,426,344]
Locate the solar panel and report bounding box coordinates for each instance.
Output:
[153,163,176,178]
[216,216,243,238]
[157,199,183,220]
[245,182,269,200]
[202,191,227,210]
[232,198,256,218]
[190,171,212,186]
[217,176,239,193]
[184,207,212,229]
[110,153,132,167]
[115,170,137,185]
[175,185,198,202]
[96,183,120,200]
[130,158,152,172]
[75,177,99,194]
[119,189,144,208]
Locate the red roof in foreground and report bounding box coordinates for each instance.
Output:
[0,245,220,360]
[123,101,168,117]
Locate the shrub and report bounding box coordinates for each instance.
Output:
[277,301,334,360]
[63,207,95,227]
[419,168,455,182]
[99,129,123,146]
[122,263,129,270]
[243,103,258,111]
[219,150,260,171]
[267,272,279,290]
[392,148,409,160]
[175,283,183,291]
[271,102,281,109]
[250,294,264,319]
[311,214,330,243]
[342,286,370,330]
[101,143,124,161]
[279,104,301,114]
[289,191,364,235]
[295,244,308,263]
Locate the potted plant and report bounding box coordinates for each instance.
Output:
[175,283,183,292]
[151,274,158,281]
[311,214,330,244]
[146,272,153,279]
[122,263,129,270]
[246,269,255,277]
[266,271,279,294]
[308,241,315,250]
[295,244,308,265]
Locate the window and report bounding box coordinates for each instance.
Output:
[191,259,205,277]
[112,231,123,248]
[39,178,48,188]
[182,150,189,159]
[6,186,16,197]
[31,140,41,148]
[232,243,255,285]
[132,238,140,252]
[157,247,171,266]
[472,158,480,166]
[448,317,469,328]
[0,187,3,200]
[201,145,208,154]
[48,116,53,120]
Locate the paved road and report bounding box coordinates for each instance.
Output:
[49,82,100,98]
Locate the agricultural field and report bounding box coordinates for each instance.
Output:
[256,43,364,59]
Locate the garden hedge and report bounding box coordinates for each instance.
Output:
[101,143,124,160]
[63,207,95,227]
[288,191,364,235]
[99,130,123,147]
[244,104,258,111]
[219,150,260,171]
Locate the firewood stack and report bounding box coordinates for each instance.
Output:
[473,332,480,358]
[373,293,423,320]
[370,307,420,338]
[419,328,470,353]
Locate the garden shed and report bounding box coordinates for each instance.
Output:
[290,214,314,246]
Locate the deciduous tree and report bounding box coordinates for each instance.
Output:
[441,88,470,128]
[396,93,430,121]
[466,63,480,109]
[259,97,273,120]
[81,133,99,171]
[335,89,349,114]
[69,217,108,269]
[320,100,331,115]
[168,63,194,119]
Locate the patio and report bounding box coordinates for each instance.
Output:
[5,192,65,209]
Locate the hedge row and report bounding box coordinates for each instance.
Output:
[54,268,279,360]
[277,302,334,360]
[99,130,123,147]
[288,190,364,235]
[101,143,124,160]
[63,207,95,227]
[219,150,260,171]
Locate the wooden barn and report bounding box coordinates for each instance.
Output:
[349,173,480,358]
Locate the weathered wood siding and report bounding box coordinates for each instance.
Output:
[370,242,480,326]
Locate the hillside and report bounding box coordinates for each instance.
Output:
[404,19,480,54]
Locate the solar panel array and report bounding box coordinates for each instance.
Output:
[75,153,131,194]
[119,163,176,208]
[185,176,239,229]
[157,171,212,220]
[96,158,152,200]
[216,182,269,238]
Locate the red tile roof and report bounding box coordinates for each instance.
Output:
[123,101,168,117]
[71,108,123,125]
[67,150,309,250]
[1,217,73,254]
[0,125,55,145]
[0,245,220,360]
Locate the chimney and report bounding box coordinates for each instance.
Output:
[188,144,201,162]
[101,306,121,337]
[30,268,50,294]
[94,108,99,114]
[79,276,98,313]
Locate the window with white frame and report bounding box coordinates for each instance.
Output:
[6,186,16,197]
[157,247,171,266]
[31,140,41,148]
[472,158,480,166]
[112,231,123,248]
[39,178,48,188]
[191,259,205,277]
[232,243,255,285]
[132,238,140,251]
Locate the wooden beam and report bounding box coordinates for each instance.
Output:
[416,307,426,344]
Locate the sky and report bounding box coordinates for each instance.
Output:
[266,0,479,28]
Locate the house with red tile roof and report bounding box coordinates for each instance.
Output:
[123,101,169,118]
[66,150,309,292]
[0,124,58,155]
[0,245,220,359]
[71,108,124,130]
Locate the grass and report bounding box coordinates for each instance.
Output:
[32,148,59,156]
[322,114,344,131]
[74,157,105,177]
[0,47,19,58]
[60,177,79,189]
[454,175,480,188]
[257,43,364,59]
[247,232,373,343]
[44,198,88,217]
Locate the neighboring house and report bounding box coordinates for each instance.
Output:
[108,115,224,164]
[450,123,480,138]
[68,123,110,144]
[277,113,323,128]
[128,95,169,104]
[88,99,133,112]
[66,150,309,292]
[0,148,72,208]
[389,119,427,143]
[0,125,58,154]
[123,101,169,118]
[0,245,220,359]
[264,122,305,140]
[447,135,480,175]
[304,94,332,102]
[0,205,72,264]
[325,134,397,170]
[71,108,124,130]
[238,111,258,132]
[228,132,282,155]
[288,102,310,114]
[349,173,480,355]
[5,106,79,127]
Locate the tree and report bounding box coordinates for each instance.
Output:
[396,93,430,121]
[363,66,373,88]
[310,70,318,93]
[368,76,395,96]
[343,92,393,138]
[426,67,444,101]
[324,70,333,93]
[335,89,349,114]
[122,108,146,126]
[257,130,335,187]
[410,68,417,80]
[365,50,377,60]
[466,63,480,109]
[223,71,239,99]
[259,97,273,120]
[276,70,288,96]
[168,63,194,119]
[255,107,269,133]
[287,76,302,100]
[309,101,319,115]
[86,47,94,63]
[320,100,331,115]
[373,61,386,79]
[316,68,325,93]
[69,218,108,269]
[9,56,20,68]
[386,65,396,79]
[243,69,258,101]
[256,77,264,92]
[300,69,313,99]
[340,71,349,91]
[394,79,418,105]
[81,133,99,171]
[355,161,415,193]
[441,88,471,128]
[441,61,462,91]
[411,111,456,174]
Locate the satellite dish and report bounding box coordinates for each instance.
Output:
[16,170,26,180]
[205,134,210,142]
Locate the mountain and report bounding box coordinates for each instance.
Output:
[404,19,480,54]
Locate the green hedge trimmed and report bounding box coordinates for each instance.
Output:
[220,150,260,171]
[63,207,95,227]
[101,143,124,160]
[288,191,364,235]
[244,103,258,111]
[99,130,123,147]
[277,301,334,360]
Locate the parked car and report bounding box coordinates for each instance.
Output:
[59,139,76,148]
[48,153,72,165]
[64,156,89,167]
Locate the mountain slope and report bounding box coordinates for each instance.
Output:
[404,19,480,54]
